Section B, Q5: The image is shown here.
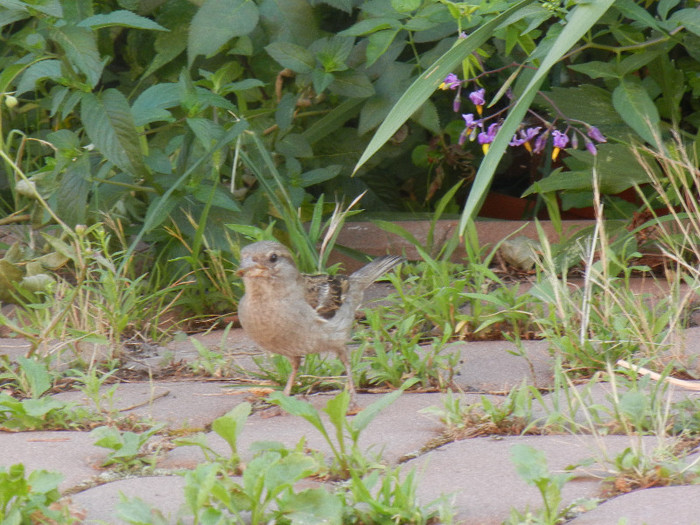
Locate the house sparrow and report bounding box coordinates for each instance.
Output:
[236,240,402,403]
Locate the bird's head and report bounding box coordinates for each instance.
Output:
[236,241,298,281]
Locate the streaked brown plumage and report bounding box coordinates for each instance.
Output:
[236,240,402,402]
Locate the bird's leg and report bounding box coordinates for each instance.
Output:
[338,350,359,412]
[283,355,302,396]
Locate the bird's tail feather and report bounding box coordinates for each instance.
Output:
[350,255,403,287]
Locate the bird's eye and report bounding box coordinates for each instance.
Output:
[268,253,278,263]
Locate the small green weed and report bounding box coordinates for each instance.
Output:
[268,387,409,479]
[0,393,97,431]
[91,424,164,470]
[506,444,576,525]
[0,463,76,524]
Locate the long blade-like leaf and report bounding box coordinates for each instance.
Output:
[458,0,616,235]
[352,0,536,175]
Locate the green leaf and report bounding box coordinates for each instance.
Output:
[15,60,62,96]
[329,70,375,98]
[298,166,342,187]
[312,69,335,94]
[568,60,619,79]
[339,17,402,37]
[279,488,343,525]
[49,25,104,88]
[211,402,251,457]
[366,29,401,67]
[16,357,51,398]
[612,77,661,146]
[81,89,148,177]
[510,444,549,484]
[350,387,404,435]
[0,9,29,29]
[670,8,700,37]
[392,0,421,12]
[56,153,90,227]
[188,0,259,64]
[276,133,313,158]
[265,42,315,74]
[131,83,181,127]
[77,10,167,30]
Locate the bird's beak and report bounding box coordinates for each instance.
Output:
[236,258,265,278]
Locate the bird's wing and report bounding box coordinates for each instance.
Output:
[302,273,350,320]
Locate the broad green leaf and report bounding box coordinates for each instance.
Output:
[142,25,188,79]
[670,8,700,37]
[338,17,402,37]
[458,0,617,234]
[131,83,181,127]
[188,0,259,64]
[353,0,537,174]
[314,35,353,72]
[612,77,661,146]
[0,9,28,29]
[392,0,421,12]
[265,42,315,73]
[81,89,148,177]
[366,29,401,67]
[298,166,342,187]
[49,26,103,88]
[211,402,251,456]
[279,488,343,525]
[312,69,335,94]
[16,357,52,398]
[192,184,241,212]
[56,153,90,226]
[15,60,61,96]
[276,133,313,158]
[77,10,167,30]
[568,60,619,79]
[329,70,375,98]
[510,444,549,483]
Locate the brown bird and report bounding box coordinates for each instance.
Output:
[236,240,402,403]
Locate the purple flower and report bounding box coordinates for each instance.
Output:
[571,132,579,149]
[509,127,541,151]
[587,126,607,143]
[585,141,598,155]
[533,131,549,154]
[552,130,569,149]
[440,73,461,90]
[478,122,500,153]
[551,130,569,160]
[459,31,467,39]
[462,113,478,129]
[469,88,485,106]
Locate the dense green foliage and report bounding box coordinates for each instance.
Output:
[1,0,699,269]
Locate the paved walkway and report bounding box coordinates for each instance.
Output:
[2,327,700,523]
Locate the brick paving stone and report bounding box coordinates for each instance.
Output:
[450,340,554,391]
[567,485,700,524]
[71,475,186,524]
[54,381,250,430]
[408,434,658,525]
[0,431,103,490]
